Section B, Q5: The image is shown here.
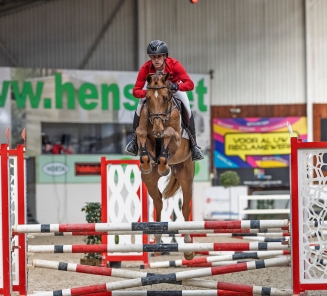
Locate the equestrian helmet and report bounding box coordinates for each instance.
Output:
[147,40,168,56]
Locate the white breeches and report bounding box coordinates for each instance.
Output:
[136,91,192,118]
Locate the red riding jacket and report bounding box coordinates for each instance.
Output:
[133,57,194,98]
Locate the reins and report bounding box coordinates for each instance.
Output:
[146,84,178,125]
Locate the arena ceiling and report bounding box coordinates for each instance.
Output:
[0,0,51,17]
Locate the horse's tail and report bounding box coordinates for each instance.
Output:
[162,173,180,199]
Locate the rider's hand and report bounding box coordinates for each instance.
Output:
[168,81,179,93]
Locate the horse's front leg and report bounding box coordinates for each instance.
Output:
[136,109,152,174]
[141,170,163,255]
[157,127,180,176]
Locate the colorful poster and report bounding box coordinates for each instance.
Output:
[213,117,307,168]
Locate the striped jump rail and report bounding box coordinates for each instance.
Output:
[27,242,289,253]
[186,232,290,238]
[166,233,290,239]
[234,236,289,243]
[175,261,247,268]
[30,290,253,296]
[14,219,289,234]
[24,230,290,238]
[139,250,291,269]
[31,259,246,283]
[29,256,292,296]
[176,261,251,268]
[231,237,289,243]
[195,250,290,256]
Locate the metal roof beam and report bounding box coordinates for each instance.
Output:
[0,0,52,17]
[79,0,126,69]
[0,39,17,66]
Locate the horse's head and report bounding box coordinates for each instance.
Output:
[146,73,172,138]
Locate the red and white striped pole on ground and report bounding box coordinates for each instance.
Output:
[27,242,289,253]
[139,250,291,269]
[177,261,249,268]
[14,219,289,234]
[31,290,253,296]
[31,258,292,295]
[29,256,291,296]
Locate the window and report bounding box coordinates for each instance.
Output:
[41,122,133,154]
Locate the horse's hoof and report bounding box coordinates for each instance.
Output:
[154,252,163,256]
[158,166,170,176]
[184,251,195,261]
[141,165,152,174]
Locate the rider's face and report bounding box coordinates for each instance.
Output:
[150,54,165,70]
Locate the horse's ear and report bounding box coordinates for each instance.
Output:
[163,72,170,82]
[146,74,152,83]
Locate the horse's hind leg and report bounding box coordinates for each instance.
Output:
[141,168,163,255]
[175,158,195,260]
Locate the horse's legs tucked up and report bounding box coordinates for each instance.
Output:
[157,126,180,176]
[136,107,152,174]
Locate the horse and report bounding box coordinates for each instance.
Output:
[135,73,195,260]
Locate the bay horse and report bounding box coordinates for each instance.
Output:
[135,73,195,260]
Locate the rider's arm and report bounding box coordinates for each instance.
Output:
[173,60,194,92]
[133,65,148,98]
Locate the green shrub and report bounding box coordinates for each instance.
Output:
[81,202,102,260]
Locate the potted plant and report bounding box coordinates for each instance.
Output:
[219,170,240,220]
[80,202,102,266]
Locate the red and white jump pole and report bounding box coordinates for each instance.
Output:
[32,259,287,295]
[27,241,289,253]
[24,230,290,237]
[28,256,291,296]
[139,250,291,269]
[13,219,289,233]
[31,290,253,296]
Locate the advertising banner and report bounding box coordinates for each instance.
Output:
[38,154,209,183]
[213,117,307,169]
[0,67,210,160]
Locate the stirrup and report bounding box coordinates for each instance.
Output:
[191,146,204,161]
[124,139,138,156]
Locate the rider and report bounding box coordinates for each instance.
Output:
[124,40,204,161]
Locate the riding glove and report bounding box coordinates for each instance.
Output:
[168,81,179,93]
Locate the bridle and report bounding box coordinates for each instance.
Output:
[146,85,178,125]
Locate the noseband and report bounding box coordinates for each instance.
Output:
[146,85,177,125]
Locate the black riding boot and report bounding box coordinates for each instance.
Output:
[124,112,140,156]
[188,113,204,161]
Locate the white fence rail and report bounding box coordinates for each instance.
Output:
[238,195,290,220]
